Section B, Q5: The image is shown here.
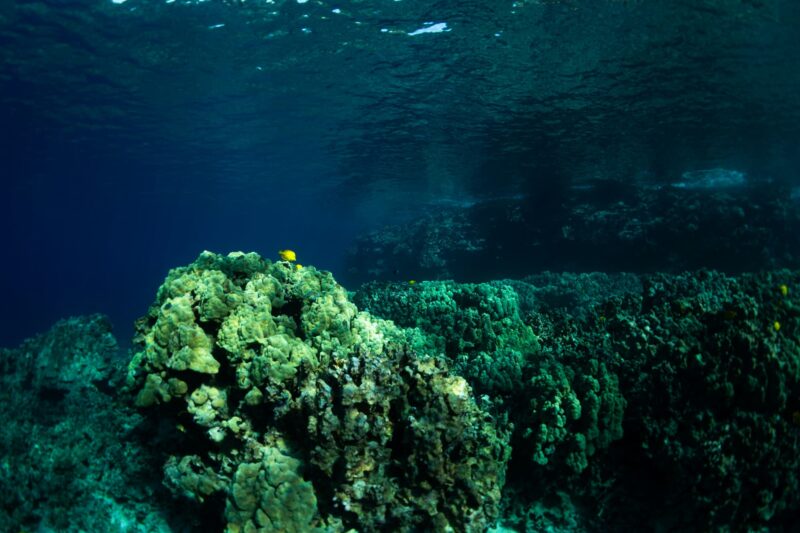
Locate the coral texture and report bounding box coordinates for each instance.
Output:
[0,315,174,532]
[126,251,510,532]
[355,270,800,531]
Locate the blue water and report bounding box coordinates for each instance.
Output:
[2,0,800,346]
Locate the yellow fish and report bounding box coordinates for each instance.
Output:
[295,264,303,270]
[278,249,297,262]
[780,284,789,296]
[409,280,416,285]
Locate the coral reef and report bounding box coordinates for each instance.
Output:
[344,182,800,284]
[125,251,510,532]
[353,280,539,397]
[596,270,800,529]
[3,257,798,532]
[0,315,175,532]
[354,278,627,510]
[355,270,800,531]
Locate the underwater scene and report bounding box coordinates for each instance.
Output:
[2,0,800,531]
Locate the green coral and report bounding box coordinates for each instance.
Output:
[353,280,626,477]
[225,435,320,533]
[6,264,800,532]
[0,315,177,532]
[598,270,800,528]
[523,355,624,474]
[354,280,540,396]
[302,348,510,531]
[126,251,509,532]
[353,277,629,529]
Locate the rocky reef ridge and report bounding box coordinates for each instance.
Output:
[2,252,799,532]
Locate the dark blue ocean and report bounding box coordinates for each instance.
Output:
[3,0,799,347]
[2,1,800,532]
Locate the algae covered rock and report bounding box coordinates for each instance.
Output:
[126,251,510,532]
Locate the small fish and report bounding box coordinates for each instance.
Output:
[278,249,297,262]
[408,280,416,285]
[295,264,303,270]
[780,284,789,296]
[773,321,781,332]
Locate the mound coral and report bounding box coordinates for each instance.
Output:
[354,280,540,397]
[126,251,509,532]
[354,279,625,480]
